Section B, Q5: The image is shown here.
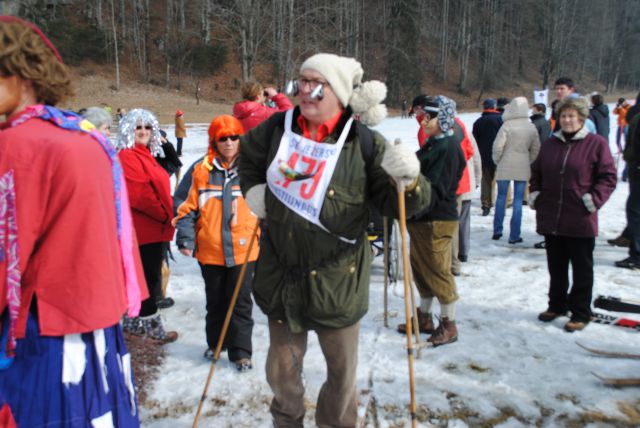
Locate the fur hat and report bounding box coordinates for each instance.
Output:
[555,96,590,121]
[422,95,456,133]
[300,53,387,126]
[116,108,162,155]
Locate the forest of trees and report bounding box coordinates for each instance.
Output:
[4,0,640,104]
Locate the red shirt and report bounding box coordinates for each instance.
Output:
[297,110,344,142]
[0,116,148,337]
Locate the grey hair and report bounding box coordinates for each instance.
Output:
[82,106,113,129]
[555,96,590,121]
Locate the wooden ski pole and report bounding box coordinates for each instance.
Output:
[192,221,260,428]
[383,216,389,328]
[397,181,418,428]
[174,167,182,193]
[408,270,423,359]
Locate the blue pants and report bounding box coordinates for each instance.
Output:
[494,180,526,242]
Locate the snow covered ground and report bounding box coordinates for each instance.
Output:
[140,106,639,427]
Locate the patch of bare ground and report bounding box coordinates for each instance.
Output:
[123,332,166,406]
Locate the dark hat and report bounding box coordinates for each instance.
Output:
[412,94,429,109]
[159,129,167,138]
[482,98,497,109]
[496,97,509,108]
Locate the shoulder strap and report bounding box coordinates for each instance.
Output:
[356,121,375,169]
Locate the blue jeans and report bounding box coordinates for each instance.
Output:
[494,180,526,241]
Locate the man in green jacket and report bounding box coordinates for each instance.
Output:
[239,53,431,428]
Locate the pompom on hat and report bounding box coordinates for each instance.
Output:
[300,53,387,126]
[116,108,163,156]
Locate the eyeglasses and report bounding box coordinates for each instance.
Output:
[136,125,152,130]
[218,135,239,143]
[297,77,329,90]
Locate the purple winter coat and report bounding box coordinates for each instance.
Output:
[530,127,617,237]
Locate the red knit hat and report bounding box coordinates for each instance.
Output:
[175,109,184,117]
[0,16,63,63]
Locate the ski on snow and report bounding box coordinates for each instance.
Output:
[591,311,640,331]
[591,373,640,387]
[593,295,640,315]
[576,342,640,359]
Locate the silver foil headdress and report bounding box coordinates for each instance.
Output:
[115,108,162,156]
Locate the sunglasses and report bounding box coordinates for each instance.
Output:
[218,135,240,143]
[136,125,152,130]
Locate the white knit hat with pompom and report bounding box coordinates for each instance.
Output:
[300,53,387,126]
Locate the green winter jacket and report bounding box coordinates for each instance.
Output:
[238,107,431,333]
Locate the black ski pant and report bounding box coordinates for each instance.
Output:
[200,263,254,361]
[139,242,165,317]
[544,235,595,323]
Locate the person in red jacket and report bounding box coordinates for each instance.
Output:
[232,81,293,131]
[0,17,144,427]
[173,115,260,371]
[117,108,178,343]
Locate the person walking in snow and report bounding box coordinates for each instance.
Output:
[531,96,616,332]
[238,53,430,427]
[491,97,541,244]
[396,96,465,347]
[173,115,259,371]
[174,109,187,156]
[589,93,610,142]
[232,81,293,132]
[472,98,503,216]
[0,16,144,427]
[117,109,178,343]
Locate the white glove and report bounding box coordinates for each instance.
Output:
[380,138,420,188]
[582,193,596,213]
[528,191,540,210]
[245,183,267,219]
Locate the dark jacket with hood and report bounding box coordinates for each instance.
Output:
[472,110,503,168]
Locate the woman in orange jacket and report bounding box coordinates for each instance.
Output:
[173,115,259,371]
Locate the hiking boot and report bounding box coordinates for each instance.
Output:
[614,257,640,270]
[427,317,458,347]
[482,207,491,216]
[534,240,546,249]
[397,310,435,334]
[492,233,502,240]
[234,358,252,372]
[607,235,630,248]
[458,254,468,262]
[508,238,523,244]
[156,297,175,309]
[537,310,566,322]
[564,320,588,332]
[139,314,178,344]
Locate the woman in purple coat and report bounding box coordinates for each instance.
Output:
[529,96,617,332]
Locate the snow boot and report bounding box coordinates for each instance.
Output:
[139,314,178,344]
[427,317,457,347]
[537,310,566,322]
[122,315,144,335]
[607,235,630,248]
[397,309,435,334]
[564,320,588,332]
[233,358,253,372]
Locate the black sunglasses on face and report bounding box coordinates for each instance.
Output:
[136,125,152,130]
[218,135,240,143]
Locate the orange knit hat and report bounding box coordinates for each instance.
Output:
[175,109,184,117]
